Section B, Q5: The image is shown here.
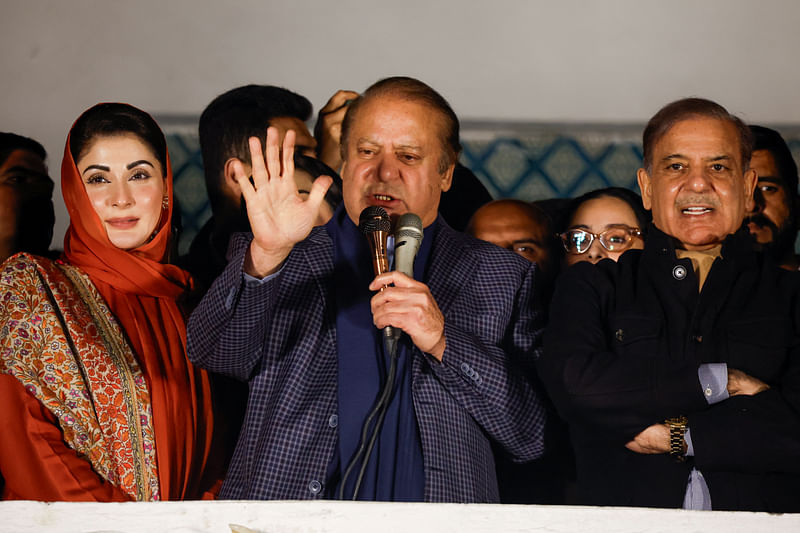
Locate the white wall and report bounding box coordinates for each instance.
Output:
[4,500,800,533]
[3,0,800,245]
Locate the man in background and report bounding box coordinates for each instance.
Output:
[467,198,570,503]
[467,199,557,287]
[0,132,55,263]
[746,125,800,270]
[182,85,319,294]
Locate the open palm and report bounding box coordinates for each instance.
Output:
[235,127,332,276]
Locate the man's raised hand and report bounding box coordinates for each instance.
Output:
[314,89,359,170]
[236,127,332,278]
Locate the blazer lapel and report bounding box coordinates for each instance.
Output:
[425,223,477,317]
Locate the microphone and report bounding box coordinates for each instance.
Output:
[390,213,423,342]
[393,212,423,279]
[359,206,394,341]
[359,205,391,278]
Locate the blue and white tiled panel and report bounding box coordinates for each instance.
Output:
[459,124,644,200]
[166,131,206,256]
[165,123,800,256]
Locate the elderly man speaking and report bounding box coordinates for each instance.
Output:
[539,98,800,512]
[188,77,545,502]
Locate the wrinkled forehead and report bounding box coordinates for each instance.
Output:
[350,94,447,145]
[655,117,744,164]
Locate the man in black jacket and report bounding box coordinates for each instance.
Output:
[538,97,800,512]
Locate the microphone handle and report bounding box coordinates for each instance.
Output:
[365,230,396,341]
[391,236,422,342]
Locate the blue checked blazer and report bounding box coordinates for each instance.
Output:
[187,220,546,502]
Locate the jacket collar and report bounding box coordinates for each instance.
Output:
[643,223,758,270]
[425,217,478,317]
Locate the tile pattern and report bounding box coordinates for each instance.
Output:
[166,125,800,256]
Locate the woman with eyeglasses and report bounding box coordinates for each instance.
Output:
[559,187,650,266]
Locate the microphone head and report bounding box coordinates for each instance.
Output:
[359,206,391,235]
[395,212,423,243]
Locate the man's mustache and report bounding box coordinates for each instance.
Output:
[675,195,721,209]
[745,213,777,231]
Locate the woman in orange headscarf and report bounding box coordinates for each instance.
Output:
[0,103,216,501]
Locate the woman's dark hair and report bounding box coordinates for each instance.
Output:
[294,153,343,210]
[69,103,168,173]
[564,187,651,232]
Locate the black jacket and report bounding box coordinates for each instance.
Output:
[538,225,800,512]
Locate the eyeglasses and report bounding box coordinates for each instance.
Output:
[559,226,642,255]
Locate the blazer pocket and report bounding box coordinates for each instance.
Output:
[726,317,795,381]
[609,315,662,357]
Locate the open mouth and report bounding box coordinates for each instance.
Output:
[373,194,395,202]
[681,206,713,216]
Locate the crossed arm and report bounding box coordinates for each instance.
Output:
[539,263,800,469]
[625,369,769,454]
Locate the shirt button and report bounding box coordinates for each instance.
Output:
[460,362,470,374]
[672,265,687,280]
[704,387,713,397]
[615,329,624,342]
[308,480,322,494]
[328,414,338,428]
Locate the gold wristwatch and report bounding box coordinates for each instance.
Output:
[664,416,688,462]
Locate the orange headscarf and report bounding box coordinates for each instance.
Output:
[61,106,214,500]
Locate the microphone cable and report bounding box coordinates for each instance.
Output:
[350,335,399,499]
[337,335,400,500]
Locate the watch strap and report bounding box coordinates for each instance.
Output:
[664,416,688,462]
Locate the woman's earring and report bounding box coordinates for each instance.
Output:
[162,195,169,210]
